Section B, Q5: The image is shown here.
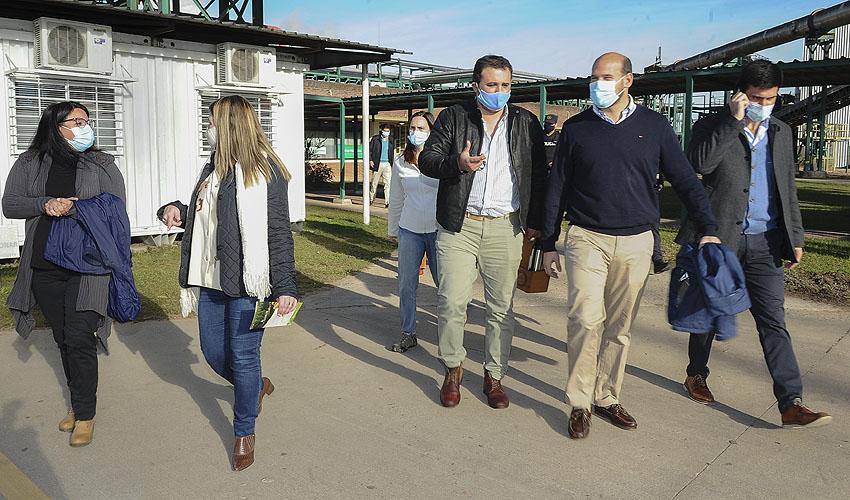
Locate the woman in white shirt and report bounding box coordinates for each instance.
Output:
[387,111,440,353]
[158,96,298,471]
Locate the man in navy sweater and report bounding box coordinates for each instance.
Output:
[539,52,720,440]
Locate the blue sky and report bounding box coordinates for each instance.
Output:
[267,0,837,76]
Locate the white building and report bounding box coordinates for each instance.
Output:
[0,2,397,256]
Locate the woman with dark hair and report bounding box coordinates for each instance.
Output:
[2,101,127,447]
[158,95,298,471]
[387,111,440,353]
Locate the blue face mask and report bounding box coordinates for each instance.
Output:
[476,88,510,111]
[589,75,626,109]
[746,102,774,123]
[63,124,95,152]
[408,129,429,146]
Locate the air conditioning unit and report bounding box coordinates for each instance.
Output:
[216,43,275,86]
[34,18,113,75]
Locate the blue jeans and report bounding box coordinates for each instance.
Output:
[398,227,439,335]
[197,288,264,436]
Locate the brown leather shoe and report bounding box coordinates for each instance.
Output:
[440,366,463,408]
[684,375,715,404]
[483,370,509,409]
[233,435,256,471]
[568,408,591,439]
[257,377,275,415]
[593,404,638,430]
[70,419,95,447]
[59,409,75,432]
[781,401,832,429]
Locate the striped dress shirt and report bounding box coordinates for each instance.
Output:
[466,110,519,217]
[593,95,637,125]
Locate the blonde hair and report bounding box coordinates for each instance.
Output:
[210,95,291,185]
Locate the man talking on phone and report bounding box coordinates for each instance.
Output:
[677,60,831,428]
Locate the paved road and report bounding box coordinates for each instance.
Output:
[1,249,848,499]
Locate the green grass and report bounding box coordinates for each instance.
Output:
[0,206,395,330]
[660,180,850,233]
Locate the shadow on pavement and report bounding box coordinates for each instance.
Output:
[13,331,71,409]
[112,294,235,455]
[0,400,67,500]
[625,365,779,429]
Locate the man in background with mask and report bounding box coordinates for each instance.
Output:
[543,113,560,169]
[420,55,547,410]
[677,60,831,428]
[369,123,394,207]
[539,52,720,439]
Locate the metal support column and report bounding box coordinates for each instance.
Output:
[427,94,434,114]
[682,73,694,150]
[539,85,548,126]
[817,104,827,172]
[337,102,347,200]
[353,114,359,192]
[252,0,264,26]
[362,65,371,224]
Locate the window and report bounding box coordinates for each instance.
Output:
[8,77,124,155]
[198,91,275,155]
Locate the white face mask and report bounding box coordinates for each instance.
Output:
[206,125,217,149]
[589,75,626,109]
[381,130,390,138]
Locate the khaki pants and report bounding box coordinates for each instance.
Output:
[436,213,524,380]
[563,225,653,410]
[369,161,392,204]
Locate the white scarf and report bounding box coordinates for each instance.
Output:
[181,162,270,317]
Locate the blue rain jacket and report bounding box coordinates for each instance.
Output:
[667,243,750,341]
[45,192,141,322]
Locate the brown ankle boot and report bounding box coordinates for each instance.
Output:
[70,419,95,447]
[440,366,463,407]
[59,409,75,432]
[483,370,509,409]
[257,377,275,415]
[233,435,256,471]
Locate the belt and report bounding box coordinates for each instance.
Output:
[465,211,516,221]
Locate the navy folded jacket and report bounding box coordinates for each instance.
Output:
[45,192,141,323]
[668,242,750,340]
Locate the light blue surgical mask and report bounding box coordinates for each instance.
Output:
[408,129,429,146]
[476,88,511,111]
[589,75,626,109]
[746,102,774,123]
[63,124,95,152]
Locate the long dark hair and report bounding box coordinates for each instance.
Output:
[29,101,90,164]
[403,111,435,165]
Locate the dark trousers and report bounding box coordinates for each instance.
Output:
[31,268,102,420]
[651,225,663,263]
[686,229,803,412]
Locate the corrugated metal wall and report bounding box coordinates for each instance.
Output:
[0,19,306,246]
[801,24,850,170]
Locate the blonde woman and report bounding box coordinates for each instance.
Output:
[158,96,298,471]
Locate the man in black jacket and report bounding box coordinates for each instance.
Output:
[419,55,547,410]
[368,123,394,206]
[677,60,830,428]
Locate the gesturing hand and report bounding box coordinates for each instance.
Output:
[44,197,77,217]
[458,140,486,173]
[729,92,749,121]
[277,295,297,315]
[162,205,182,230]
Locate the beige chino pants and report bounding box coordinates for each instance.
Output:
[436,213,524,380]
[563,225,653,410]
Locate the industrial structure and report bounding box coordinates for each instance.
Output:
[0,0,401,255]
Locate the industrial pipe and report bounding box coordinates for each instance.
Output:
[664,1,850,71]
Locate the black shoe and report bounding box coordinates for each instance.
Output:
[388,334,417,353]
[652,260,672,274]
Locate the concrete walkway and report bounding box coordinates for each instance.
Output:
[1,249,849,499]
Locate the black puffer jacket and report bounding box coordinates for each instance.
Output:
[157,159,298,300]
[419,99,548,232]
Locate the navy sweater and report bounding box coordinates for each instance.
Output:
[540,106,718,251]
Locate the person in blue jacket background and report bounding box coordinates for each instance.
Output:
[3,101,127,448]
